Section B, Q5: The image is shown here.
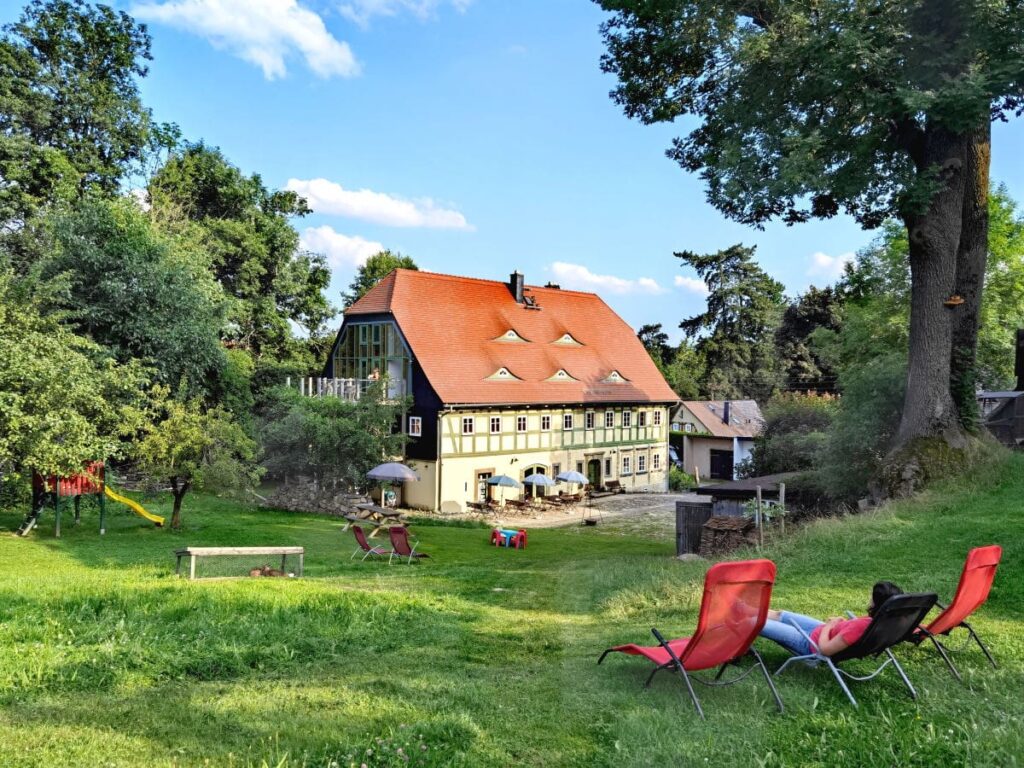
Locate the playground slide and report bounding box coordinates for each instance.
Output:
[103,486,165,527]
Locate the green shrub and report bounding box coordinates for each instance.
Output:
[669,466,695,491]
[749,392,838,475]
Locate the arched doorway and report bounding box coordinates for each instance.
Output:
[521,464,549,498]
[587,459,601,489]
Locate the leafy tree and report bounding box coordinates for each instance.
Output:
[0,0,153,230]
[637,323,674,369]
[677,244,785,401]
[149,143,335,356]
[259,385,409,490]
[342,250,418,307]
[0,266,148,478]
[134,388,260,529]
[42,197,226,393]
[749,393,838,476]
[596,0,1024,463]
[776,286,843,394]
[662,340,703,400]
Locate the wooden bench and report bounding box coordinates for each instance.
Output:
[175,546,304,580]
[603,480,624,494]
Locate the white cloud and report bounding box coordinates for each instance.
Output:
[674,275,709,295]
[300,225,383,269]
[807,251,855,281]
[338,0,472,26]
[131,0,359,80]
[548,262,664,295]
[287,177,472,230]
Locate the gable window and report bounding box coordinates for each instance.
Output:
[585,412,595,430]
[563,413,574,430]
[622,456,632,476]
[653,452,661,471]
[638,411,647,427]
[604,411,614,428]
[541,415,551,431]
[637,454,647,474]
[622,411,633,428]
[490,416,502,434]
[462,417,475,435]
[653,410,663,426]
[408,416,422,437]
[684,423,694,433]
[517,415,527,432]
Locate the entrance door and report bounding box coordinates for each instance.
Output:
[476,472,492,502]
[587,459,601,489]
[709,450,734,480]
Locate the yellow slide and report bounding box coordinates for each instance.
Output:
[104,485,165,527]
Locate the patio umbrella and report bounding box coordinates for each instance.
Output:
[367,462,419,507]
[555,470,589,486]
[522,472,556,498]
[486,474,522,505]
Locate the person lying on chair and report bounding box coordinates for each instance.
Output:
[759,581,904,657]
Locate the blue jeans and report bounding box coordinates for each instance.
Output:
[760,611,822,656]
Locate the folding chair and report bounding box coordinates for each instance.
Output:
[389,526,429,565]
[598,559,783,719]
[911,545,1002,680]
[774,592,937,708]
[350,525,392,561]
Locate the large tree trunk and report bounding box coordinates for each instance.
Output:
[949,123,991,428]
[895,127,972,450]
[170,476,189,530]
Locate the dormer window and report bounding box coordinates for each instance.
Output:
[495,329,529,343]
[553,333,583,346]
[603,371,629,383]
[486,367,520,381]
[546,369,578,382]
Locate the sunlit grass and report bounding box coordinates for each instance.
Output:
[1,456,1022,766]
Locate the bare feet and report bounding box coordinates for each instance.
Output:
[767,609,781,621]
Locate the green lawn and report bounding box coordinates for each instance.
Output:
[1,457,1022,768]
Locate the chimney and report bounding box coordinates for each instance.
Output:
[722,401,731,425]
[1016,328,1024,391]
[509,271,525,303]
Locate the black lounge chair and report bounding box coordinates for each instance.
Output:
[774,592,938,708]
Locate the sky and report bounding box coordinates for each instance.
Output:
[5,0,1024,342]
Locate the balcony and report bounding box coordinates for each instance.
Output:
[288,377,406,402]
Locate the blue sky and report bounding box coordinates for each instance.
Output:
[6,0,1024,341]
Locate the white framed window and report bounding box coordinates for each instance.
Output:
[622,456,632,476]
[490,416,502,434]
[585,412,595,430]
[653,452,661,471]
[653,410,663,426]
[462,417,475,435]
[638,411,647,427]
[684,423,694,433]
[604,411,614,428]
[541,415,551,431]
[623,411,633,428]
[517,415,527,432]
[408,416,422,437]
[563,413,573,430]
[637,454,647,474]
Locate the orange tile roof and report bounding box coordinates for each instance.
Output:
[346,269,679,406]
[681,400,764,438]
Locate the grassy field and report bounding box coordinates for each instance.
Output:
[1,457,1022,768]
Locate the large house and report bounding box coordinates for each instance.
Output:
[323,269,679,511]
[672,400,764,482]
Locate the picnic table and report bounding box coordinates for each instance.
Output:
[174,546,304,580]
[348,502,408,537]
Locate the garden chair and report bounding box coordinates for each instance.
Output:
[389,526,429,565]
[598,559,783,719]
[910,545,1002,680]
[350,525,393,561]
[774,592,937,708]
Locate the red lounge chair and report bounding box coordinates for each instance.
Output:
[350,525,393,561]
[389,526,429,565]
[912,545,1002,679]
[598,559,782,719]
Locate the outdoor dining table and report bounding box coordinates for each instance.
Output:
[354,502,408,536]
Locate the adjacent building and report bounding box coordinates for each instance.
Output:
[323,269,680,511]
[672,400,764,481]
